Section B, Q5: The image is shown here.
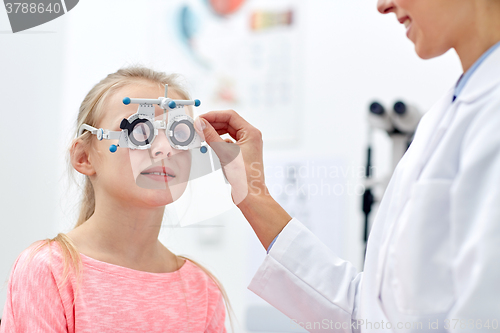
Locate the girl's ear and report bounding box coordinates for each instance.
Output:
[70,139,96,176]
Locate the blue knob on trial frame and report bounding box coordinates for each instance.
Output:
[168,100,177,109]
[200,146,208,154]
[123,97,131,105]
[194,99,201,107]
[109,144,118,153]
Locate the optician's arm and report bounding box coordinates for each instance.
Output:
[196,111,292,249]
[236,164,362,333]
[198,111,363,333]
[249,217,363,333]
[267,233,279,253]
[447,99,500,331]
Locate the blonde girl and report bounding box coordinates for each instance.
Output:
[0,66,231,333]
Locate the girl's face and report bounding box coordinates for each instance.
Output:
[377,0,471,59]
[89,83,191,208]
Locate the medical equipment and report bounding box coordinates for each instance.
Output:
[78,84,203,153]
[367,101,422,168]
[362,100,423,257]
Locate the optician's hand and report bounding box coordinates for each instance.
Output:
[195,110,265,197]
[195,110,292,249]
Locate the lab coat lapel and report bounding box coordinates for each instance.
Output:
[371,87,455,301]
[368,46,500,322]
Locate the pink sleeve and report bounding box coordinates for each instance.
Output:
[205,285,227,333]
[0,245,68,333]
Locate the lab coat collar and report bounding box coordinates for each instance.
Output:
[455,44,500,104]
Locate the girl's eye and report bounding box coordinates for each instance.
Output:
[173,123,190,142]
[132,123,150,141]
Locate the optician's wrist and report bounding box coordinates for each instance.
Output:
[237,188,292,250]
[267,233,280,254]
[236,185,273,212]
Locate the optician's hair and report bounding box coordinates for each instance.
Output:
[23,66,234,330]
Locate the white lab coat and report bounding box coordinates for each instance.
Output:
[248,46,500,333]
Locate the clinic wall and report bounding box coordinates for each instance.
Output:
[0,0,463,329]
[0,17,65,316]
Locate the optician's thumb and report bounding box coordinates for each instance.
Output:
[194,117,223,145]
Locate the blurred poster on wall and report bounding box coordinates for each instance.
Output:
[167,0,303,145]
[242,2,302,146]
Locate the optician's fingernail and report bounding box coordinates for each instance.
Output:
[195,118,207,131]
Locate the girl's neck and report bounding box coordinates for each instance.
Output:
[67,221,182,273]
[65,201,181,273]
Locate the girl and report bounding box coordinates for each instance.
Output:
[0,67,231,332]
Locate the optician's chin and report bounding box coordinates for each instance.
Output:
[413,36,451,60]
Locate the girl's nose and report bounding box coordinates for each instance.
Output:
[151,130,174,159]
[377,0,396,14]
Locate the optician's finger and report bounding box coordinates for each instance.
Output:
[200,110,255,136]
[194,117,222,144]
[202,111,264,147]
[194,117,241,166]
[215,126,238,141]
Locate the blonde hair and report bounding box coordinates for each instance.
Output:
[25,66,235,331]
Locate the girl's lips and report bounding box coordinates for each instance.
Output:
[140,173,176,182]
[140,165,176,182]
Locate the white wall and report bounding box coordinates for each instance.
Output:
[0,0,462,330]
[0,10,65,320]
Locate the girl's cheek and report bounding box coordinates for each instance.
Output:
[128,149,150,181]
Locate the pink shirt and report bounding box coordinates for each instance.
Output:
[0,241,226,332]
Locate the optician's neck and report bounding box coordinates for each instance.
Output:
[454,2,500,73]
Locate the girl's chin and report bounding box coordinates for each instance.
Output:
[131,182,188,205]
[143,190,175,204]
[145,188,188,205]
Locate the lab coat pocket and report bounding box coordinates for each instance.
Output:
[391,179,454,315]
